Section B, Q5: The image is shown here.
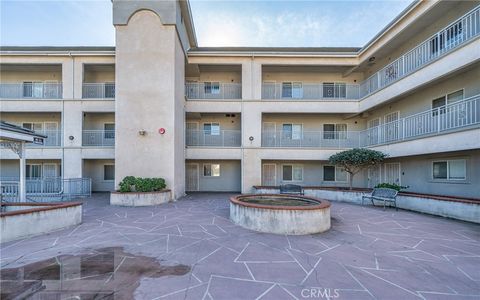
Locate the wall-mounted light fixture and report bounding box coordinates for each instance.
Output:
[249,136,254,142]
[138,130,146,136]
[69,136,74,140]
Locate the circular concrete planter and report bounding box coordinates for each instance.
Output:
[110,190,172,206]
[230,194,331,235]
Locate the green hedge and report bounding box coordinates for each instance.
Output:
[374,182,408,192]
[118,176,166,193]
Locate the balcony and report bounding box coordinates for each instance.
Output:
[0,82,63,99]
[360,94,480,146]
[82,83,115,99]
[186,130,241,147]
[185,82,242,100]
[82,130,115,147]
[360,5,480,98]
[262,131,360,148]
[262,83,360,100]
[260,95,479,149]
[27,130,62,147]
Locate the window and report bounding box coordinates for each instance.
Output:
[22,122,43,132]
[282,165,303,182]
[323,166,347,182]
[323,124,347,139]
[104,123,115,139]
[282,124,302,140]
[203,123,220,136]
[204,82,220,94]
[323,82,346,98]
[26,164,42,179]
[104,165,115,181]
[204,164,220,177]
[104,83,115,98]
[432,90,464,116]
[282,82,302,98]
[433,159,466,180]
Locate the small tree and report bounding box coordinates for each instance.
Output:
[329,148,388,190]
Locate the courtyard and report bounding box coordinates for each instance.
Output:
[1,193,479,299]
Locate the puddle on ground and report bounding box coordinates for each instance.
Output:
[0,247,190,299]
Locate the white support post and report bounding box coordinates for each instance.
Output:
[19,141,26,202]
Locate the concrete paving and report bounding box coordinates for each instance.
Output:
[1,193,479,299]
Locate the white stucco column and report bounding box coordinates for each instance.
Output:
[19,141,26,202]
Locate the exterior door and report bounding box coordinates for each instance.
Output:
[367,118,380,145]
[44,122,58,146]
[262,164,277,186]
[384,163,401,185]
[186,163,199,191]
[384,112,400,142]
[262,122,276,147]
[186,122,199,146]
[368,165,382,188]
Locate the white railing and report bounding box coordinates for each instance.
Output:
[262,131,360,148]
[0,82,63,99]
[360,5,480,98]
[185,82,242,99]
[26,130,62,147]
[186,130,241,147]
[262,83,360,100]
[82,130,115,146]
[260,95,480,148]
[82,83,115,99]
[0,177,92,202]
[360,95,480,146]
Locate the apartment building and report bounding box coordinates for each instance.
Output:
[1,0,479,199]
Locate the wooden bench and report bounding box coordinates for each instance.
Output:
[362,187,398,210]
[280,184,304,195]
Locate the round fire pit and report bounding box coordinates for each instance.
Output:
[230,194,331,235]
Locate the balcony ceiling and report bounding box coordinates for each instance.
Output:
[83,64,115,72]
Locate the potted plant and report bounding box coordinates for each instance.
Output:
[110,176,171,206]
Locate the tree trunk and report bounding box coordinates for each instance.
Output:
[349,174,354,190]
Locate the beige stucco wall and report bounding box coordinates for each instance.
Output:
[0,69,62,82]
[186,113,241,131]
[262,113,365,132]
[186,160,241,192]
[83,70,115,83]
[83,113,115,130]
[187,70,241,83]
[82,159,115,191]
[0,159,61,179]
[1,112,61,127]
[114,10,185,198]
[262,71,362,84]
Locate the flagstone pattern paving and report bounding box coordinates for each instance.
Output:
[1,193,479,299]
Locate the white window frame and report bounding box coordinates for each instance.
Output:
[203,163,221,177]
[281,82,303,99]
[26,164,42,179]
[281,164,303,182]
[432,159,466,181]
[203,122,220,136]
[384,162,401,185]
[103,164,115,181]
[204,82,220,95]
[322,165,348,182]
[431,89,465,113]
[282,123,303,140]
[42,163,58,178]
[323,123,347,140]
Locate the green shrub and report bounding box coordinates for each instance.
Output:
[118,176,166,193]
[374,182,408,191]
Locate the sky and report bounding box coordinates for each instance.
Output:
[0,0,414,48]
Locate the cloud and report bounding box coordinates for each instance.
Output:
[191,0,413,47]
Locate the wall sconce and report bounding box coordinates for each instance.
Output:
[249,136,254,142]
[69,136,74,140]
[138,130,146,136]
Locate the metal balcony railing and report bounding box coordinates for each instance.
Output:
[82,83,115,99]
[262,83,360,100]
[0,177,92,202]
[26,130,62,147]
[360,5,480,97]
[0,82,63,99]
[185,82,242,99]
[359,94,480,147]
[260,95,480,148]
[186,130,241,147]
[262,131,361,148]
[82,130,115,146]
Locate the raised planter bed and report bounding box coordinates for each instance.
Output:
[110,190,172,206]
[253,186,480,224]
[1,202,83,243]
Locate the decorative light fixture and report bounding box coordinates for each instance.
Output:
[249,136,254,141]
[138,130,146,136]
[69,136,74,140]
